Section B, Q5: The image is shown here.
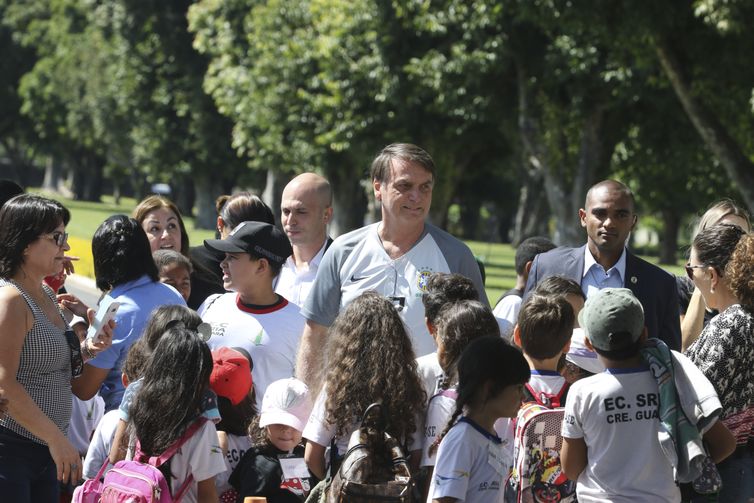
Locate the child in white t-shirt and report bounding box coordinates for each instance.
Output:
[416,273,481,398]
[512,292,574,407]
[209,347,256,501]
[560,288,734,503]
[429,336,530,503]
[421,300,500,471]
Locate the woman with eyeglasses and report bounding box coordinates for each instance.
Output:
[679,200,751,351]
[64,215,186,415]
[0,194,113,501]
[684,224,754,502]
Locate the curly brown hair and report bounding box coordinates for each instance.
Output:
[324,291,426,446]
[726,233,754,311]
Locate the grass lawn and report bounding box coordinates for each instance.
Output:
[44,192,685,304]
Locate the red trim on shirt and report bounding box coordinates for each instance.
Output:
[235,294,289,314]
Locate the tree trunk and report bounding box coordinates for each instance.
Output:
[174,176,195,219]
[655,37,754,214]
[326,160,367,238]
[193,174,223,229]
[42,155,64,192]
[512,161,549,246]
[70,154,103,201]
[659,209,680,265]
[262,168,284,228]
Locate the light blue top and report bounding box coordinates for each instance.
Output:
[581,246,626,299]
[88,275,185,411]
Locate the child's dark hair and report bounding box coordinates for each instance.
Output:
[217,395,257,437]
[153,249,193,274]
[591,339,643,361]
[533,275,585,300]
[518,293,574,360]
[422,273,479,325]
[435,300,499,383]
[215,346,257,436]
[515,237,556,275]
[249,415,274,451]
[433,336,529,454]
[133,305,204,359]
[131,326,213,456]
[122,342,148,384]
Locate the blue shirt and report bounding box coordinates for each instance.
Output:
[581,246,627,299]
[88,275,185,411]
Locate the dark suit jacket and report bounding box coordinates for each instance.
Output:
[523,245,681,350]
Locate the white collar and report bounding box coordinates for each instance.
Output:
[582,245,627,282]
[286,238,328,271]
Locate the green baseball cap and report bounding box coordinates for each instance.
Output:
[578,288,644,351]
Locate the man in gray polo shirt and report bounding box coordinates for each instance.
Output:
[296,143,487,389]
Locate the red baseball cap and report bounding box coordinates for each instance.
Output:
[210,347,252,405]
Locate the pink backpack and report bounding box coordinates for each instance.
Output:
[73,419,206,503]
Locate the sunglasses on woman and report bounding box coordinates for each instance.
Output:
[44,231,68,247]
[684,263,706,281]
[64,329,83,378]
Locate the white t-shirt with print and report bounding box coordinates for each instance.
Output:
[429,418,506,503]
[215,432,252,497]
[416,352,443,398]
[421,389,456,467]
[561,368,681,503]
[166,420,228,503]
[199,293,304,408]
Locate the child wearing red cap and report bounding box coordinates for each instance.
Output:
[230,378,315,503]
[209,347,256,503]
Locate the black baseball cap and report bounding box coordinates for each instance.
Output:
[204,221,292,265]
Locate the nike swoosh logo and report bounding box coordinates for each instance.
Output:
[350,274,367,282]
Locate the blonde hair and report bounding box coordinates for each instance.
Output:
[694,199,751,238]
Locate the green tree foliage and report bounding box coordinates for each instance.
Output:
[2,0,752,243]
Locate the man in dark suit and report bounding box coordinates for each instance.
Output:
[523,180,681,350]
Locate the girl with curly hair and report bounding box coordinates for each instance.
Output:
[302,291,427,479]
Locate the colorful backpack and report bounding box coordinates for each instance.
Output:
[326,403,417,503]
[505,383,577,503]
[73,418,206,503]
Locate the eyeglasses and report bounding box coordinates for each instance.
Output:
[685,263,707,281]
[44,231,68,247]
[64,329,83,378]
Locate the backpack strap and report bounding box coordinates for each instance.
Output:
[438,388,458,400]
[134,417,209,501]
[360,403,386,429]
[495,287,524,306]
[523,381,569,408]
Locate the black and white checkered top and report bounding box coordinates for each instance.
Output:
[0,279,72,445]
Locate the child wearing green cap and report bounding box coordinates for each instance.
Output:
[560,288,734,503]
